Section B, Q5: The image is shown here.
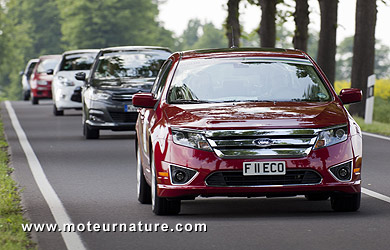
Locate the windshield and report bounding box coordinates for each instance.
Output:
[168,57,332,104]
[60,53,96,71]
[92,50,171,86]
[37,58,60,73]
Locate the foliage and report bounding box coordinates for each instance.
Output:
[177,19,227,51]
[0,0,175,100]
[334,79,390,101]
[336,36,390,81]
[353,116,390,137]
[0,119,36,249]
[57,0,174,50]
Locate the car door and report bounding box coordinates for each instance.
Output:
[138,59,173,183]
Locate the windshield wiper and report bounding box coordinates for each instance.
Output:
[170,99,210,104]
[222,99,274,103]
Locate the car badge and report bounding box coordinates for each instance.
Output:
[253,138,274,147]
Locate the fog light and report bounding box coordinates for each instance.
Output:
[329,161,352,181]
[174,170,186,182]
[170,165,197,185]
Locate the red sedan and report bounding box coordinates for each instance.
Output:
[133,48,363,215]
[30,54,61,105]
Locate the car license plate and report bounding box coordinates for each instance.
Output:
[124,104,137,112]
[243,161,286,176]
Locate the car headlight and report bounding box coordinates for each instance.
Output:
[314,125,348,149]
[57,76,75,86]
[91,91,111,101]
[172,129,212,151]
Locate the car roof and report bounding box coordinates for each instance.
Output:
[39,54,62,60]
[62,49,99,56]
[100,46,172,54]
[179,48,308,60]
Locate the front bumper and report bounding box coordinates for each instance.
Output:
[54,86,82,110]
[85,101,138,131]
[153,137,362,198]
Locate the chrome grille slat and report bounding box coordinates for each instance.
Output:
[205,129,319,159]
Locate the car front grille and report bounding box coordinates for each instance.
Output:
[205,129,320,159]
[109,112,138,123]
[111,93,133,101]
[205,170,322,187]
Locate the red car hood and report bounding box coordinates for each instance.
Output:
[164,101,348,130]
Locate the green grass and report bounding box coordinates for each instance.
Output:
[0,118,36,249]
[353,116,390,137]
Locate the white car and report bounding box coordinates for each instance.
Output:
[20,58,39,100]
[52,49,98,116]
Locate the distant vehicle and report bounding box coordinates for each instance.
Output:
[30,55,61,105]
[52,49,98,116]
[133,48,363,215]
[20,58,39,101]
[76,46,171,139]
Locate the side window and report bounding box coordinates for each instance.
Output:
[151,59,172,99]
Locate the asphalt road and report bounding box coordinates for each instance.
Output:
[2,100,390,250]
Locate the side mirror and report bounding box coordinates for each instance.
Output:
[132,93,158,108]
[75,72,86,81]
[19,71,25,76]
[339,88,362,105]
[46,69,54,75]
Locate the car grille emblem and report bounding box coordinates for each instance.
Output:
[252,138,274,147]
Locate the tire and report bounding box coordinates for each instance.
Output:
[31,96,39,105]
[53,105,64,116]
[305,194,330,201]
[151,152,181,215]
[331,192,361,212]
[84,123,99,139]
[137,144,151,204]
[23,90,30,101]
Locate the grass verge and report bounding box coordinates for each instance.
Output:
[353,116,390,137]
[0,116,36,249]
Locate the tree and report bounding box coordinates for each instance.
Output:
[259,0,278,47]
[350,0,377,118]
[192,23,227,50]
[179,19,202,50]
[316,0,338,85]
[293,0,309,52]
[225,0,241,47]
[57,0,174,50]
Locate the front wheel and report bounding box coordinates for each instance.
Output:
[53,104,64,116]
[331,192,361,212]
[31,96,39,105]
[137,144,151,204]
[151,152,180,215]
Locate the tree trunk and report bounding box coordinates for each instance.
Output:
[258,0,277,48]
[349,0,377,118]
[316,0,338,85]
[226,0,241,48]
[293,0,309,52]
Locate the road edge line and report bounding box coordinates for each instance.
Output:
[362,131,390,141]
[362,188,390,204]
[5,101,86,250]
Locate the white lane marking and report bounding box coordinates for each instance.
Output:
[362,131,390,141]
[362,188,390,204]
[5,101,86,250]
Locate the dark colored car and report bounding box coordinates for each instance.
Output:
[77,46,171,139]
[133,48,363,215]
[30,54,61,105]
[20,58,39,100]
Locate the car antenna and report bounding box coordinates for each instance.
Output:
[230,26,238,49]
